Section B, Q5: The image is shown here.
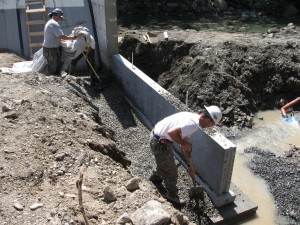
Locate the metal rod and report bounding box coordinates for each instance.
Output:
[132,52,133,68]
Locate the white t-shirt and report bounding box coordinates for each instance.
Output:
[43,19,64,48]
[153,112,201,141]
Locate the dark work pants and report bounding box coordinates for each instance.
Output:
[71,50,97,82]
[43,47,61,75]
[149,130,178,194]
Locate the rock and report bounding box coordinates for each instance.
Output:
[103,186,117,202]
[55,152,65,161]
[2,105,10,112]
[125,177,140,191]
[13,202,24,211]
[65,194,76,199]
[30,203,43,210]
[131,200,170,225]
[115,213,132,224]
[267,28,279,34]
[4,112,19,119]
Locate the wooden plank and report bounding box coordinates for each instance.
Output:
[25,0,44,3]
[26,7,46,14]
[29,43,43,48]
[26,20,46,25]
[29,31,44,36]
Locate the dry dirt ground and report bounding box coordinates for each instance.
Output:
[0,52,206,225]
[0,23,299,225]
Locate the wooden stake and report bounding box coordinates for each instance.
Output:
[76,172,89,225]
[164,31,168,40]
[146,33,152,43]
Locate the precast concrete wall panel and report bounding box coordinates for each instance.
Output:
[189,131,236,195]
[112,54,179,126]
[91,0,106,66]
[0,7,21,54]
[92,0,118,69]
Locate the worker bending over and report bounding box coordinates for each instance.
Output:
[69,27,98,86]
[149,106,222,205]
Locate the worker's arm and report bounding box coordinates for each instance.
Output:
[168,127,196,177]
[59,35,76,41]
[84,47,94,57]
[281,97,300,116]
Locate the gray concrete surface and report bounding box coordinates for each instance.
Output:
[91,0,118,71]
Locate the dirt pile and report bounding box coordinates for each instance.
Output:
[0,65,194,224]
[118,24,300,127]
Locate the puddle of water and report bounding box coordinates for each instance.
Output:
[232,110,299,225]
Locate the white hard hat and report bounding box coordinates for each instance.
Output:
[204,105,222,124]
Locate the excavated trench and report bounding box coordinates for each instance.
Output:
[118,33,300,224]
[118,35,300,128]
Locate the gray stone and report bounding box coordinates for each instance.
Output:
[131,200,170,225]
[125,177,140,191]
[13,202,24,211]
[30,203,43,210]
[103,186,117,202]
[115,213,132,224]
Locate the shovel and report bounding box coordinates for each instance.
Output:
[82,52,102,83]
[188,175,204,200]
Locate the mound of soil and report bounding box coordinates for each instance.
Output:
[0,57,214,225]
[118,23,300,128]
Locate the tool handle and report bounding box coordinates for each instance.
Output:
[192,176,196,187]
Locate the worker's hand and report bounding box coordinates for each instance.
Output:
[83,52,88,59]
[188,164,196,178]
[180,142,192,151]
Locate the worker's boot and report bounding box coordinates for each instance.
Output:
[165,191,185,206]
[149,171,163,183]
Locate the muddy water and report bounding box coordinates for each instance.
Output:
[232,110,299,225]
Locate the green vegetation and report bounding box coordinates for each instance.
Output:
[220,0,299,14]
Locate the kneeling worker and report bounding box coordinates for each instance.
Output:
[69,29,98,86]
[149,106,222,205]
